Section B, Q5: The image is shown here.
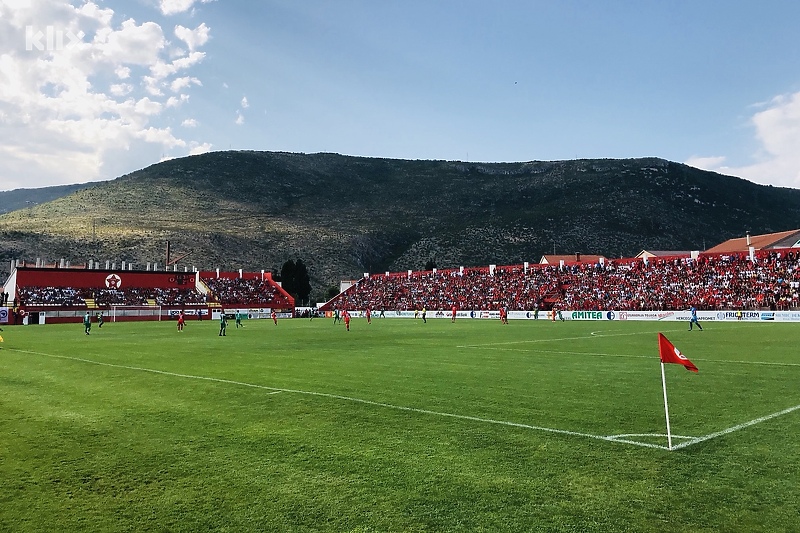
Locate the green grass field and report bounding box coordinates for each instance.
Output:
[1,317,799,532]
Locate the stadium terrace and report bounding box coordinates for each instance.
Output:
[320,249,800,318]
[1,248,799,327]
[0,266,293,325]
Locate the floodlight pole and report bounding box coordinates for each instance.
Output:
[661,362,673,450]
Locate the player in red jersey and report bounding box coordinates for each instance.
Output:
[343,310,351,331]
[451,305,457,322]
[499,306,508,325]
[271,310,278,325]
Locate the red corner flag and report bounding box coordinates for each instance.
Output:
[658,333,698,372]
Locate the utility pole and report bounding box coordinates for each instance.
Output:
[92,218,99,260]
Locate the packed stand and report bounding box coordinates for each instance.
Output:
[324,251,800,312]
[558,251,800,311]
[153,287,207,306]
[203,277,293,307]
[17,286,89,307]
[327,266,560,312]
[16,285,208,308]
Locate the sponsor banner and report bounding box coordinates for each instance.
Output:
[354,309,503,319]
[779,311,800,322]
[617,311,678,321]
[714,311,763,321]
[509,311,546,320]
[570,311,609,321]
[331,309,800,322]
[508,310,547,320]
[0,307,8,324]
[610,310,800,322]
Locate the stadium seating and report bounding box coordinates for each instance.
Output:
[322,250,800,312]
[10,251,799,314]
[202,276,294,308]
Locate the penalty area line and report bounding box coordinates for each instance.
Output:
[12,347,669,451]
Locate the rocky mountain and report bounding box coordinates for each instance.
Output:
[1,151,798,301]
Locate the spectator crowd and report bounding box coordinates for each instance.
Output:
[9,251,800,313]
[17,286,207,308]
[14,277,291,309]
[324,251,800,312]
[202,277,294,308]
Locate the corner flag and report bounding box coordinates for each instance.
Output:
[658,332,699,450]
[658,333,698,372]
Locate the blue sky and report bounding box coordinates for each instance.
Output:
[2,0,800,191]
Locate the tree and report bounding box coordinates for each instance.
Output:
[280,260,296,298]
[294,259,312,305]
[279,259,312,306]
[325,286,339,300]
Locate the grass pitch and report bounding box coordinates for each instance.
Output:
[1,317,799,532]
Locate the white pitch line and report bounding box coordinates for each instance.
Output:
[488,347,655,360]
[457,328,686,348]
[671,403,800,450]
[10,348,799,452]
[698,359,800,368]
[10,349,285,395]
[486,348,800,368]
[9,348,668,451]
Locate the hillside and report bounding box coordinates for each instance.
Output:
[1,151,799,300]
[0,183,91,214]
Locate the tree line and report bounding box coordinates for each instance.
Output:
[276,259,312,306]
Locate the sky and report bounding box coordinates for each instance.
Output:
[1,0,800,192]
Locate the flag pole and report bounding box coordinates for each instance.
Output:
[660,362,673,450]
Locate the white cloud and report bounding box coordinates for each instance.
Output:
[137,126,185,148]
[684,155,727,171]
[174,23,210,51]
[165,94,190,107]
[109,83,133,96]
[159,0,195,16]
[0,0,213,190]
[235,110,244,125]
[159,0,215,16]
[170,75,201,92]
[150,50,205,80]
[134,97,162,115]
[188,141,212,154]
[76,1,114,26]
[686,91,800,189]
[240,95,249,108]
[182,118,198,127]
[2,0,35,10]
[96,19,166,66]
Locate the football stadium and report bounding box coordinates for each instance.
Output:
[5,2,800,530]
[2,234,799,532]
